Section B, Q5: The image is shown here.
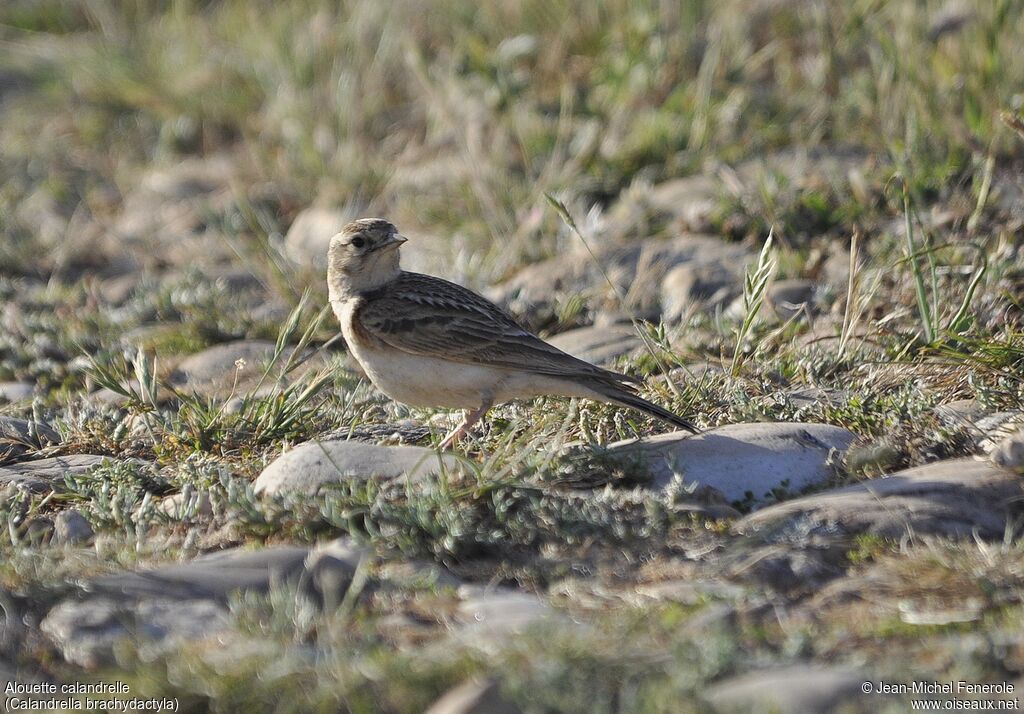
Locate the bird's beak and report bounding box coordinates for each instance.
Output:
[378,234,408,251]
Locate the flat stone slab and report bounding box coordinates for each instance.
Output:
[167,339,280,396]
[0,381,33,402]
[255,439,460,496]
[933,398,991,429]
[546,324,643,365]
[702,664,870,713]
[767,278,820,319]
[52,509,94,546]
[661,260,742,321]
[86,545,316,601]
[284,206,351,268]
[44,539,367,668]
[453,587,556,645]
[0,455,140,493]
[41,597,230,669]
[607,422,856,505]
[991,428,1024,472]
[735,458,1023,540]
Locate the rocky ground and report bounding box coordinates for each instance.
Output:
[2,1,1024,712]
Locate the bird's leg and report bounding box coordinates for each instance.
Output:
[439,400,492,449]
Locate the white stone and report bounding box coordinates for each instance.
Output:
[254,439,460,496]
[546,324,643,366]
[608,422,856,504]
[736,457,1021,539]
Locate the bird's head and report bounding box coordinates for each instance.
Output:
[327,218,407,297]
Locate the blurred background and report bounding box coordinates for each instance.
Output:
[3,1,1024,711]
[2,0,1020,288]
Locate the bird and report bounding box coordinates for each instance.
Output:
[327,218,698,448]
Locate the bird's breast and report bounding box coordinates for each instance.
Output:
[333,296,499,409]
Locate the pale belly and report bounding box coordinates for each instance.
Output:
[351,342,510,408]
[333,298,599,410]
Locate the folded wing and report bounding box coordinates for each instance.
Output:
[356,272,640,385]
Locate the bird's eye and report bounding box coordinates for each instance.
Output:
[350,236,366,249]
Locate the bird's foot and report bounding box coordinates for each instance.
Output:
[438,425,468,449]
[437,404,491,450]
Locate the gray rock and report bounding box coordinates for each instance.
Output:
[202,266,266,295]
[44,538,367,668]
[661,261,742,321]
[0,382,33,402]
[0,417,60,462]
[991,169,1024,221]
[783,387,849,408]
[990,429,1024,473]
[14,189,67,249]
[41,597,229,669]
[454,587,554,642]
[929,4,974,40]
[0,455,135,494]
[933,398,990,429]
[735,458,1023,540]
[52,509,94,546]
[96,273,141,305]
[168,339,279,397]
[767,278,819,319]
[818,243,855,290]
[284,207,351,268]
[87,384,136,408]
[85,545,314,601]
[155,490,214,520]
[250,300,293,324]
[703,664,869,714]
[223,384,277,415]
[493,233,751,320]
[141,156,235,200]
[303,538,368,611]
[607,423,856,505]
[546,324,643,366]
[24,517,54,543]
[114,156,238,269]
[977,412,1024,453]
[646,175,721,231]
[254,439,460,496]
[602,175,721,238]
[424,679,521,714]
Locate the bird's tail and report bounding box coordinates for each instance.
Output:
[595,381,699,434]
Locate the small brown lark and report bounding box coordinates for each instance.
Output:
[327,218,697,448]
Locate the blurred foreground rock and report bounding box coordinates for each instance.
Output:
[703,664,871,714]
[0,455,150,494]
[42,539,367,668]
[254,439,461,496]
[736,458,1022,539]
[608,422,856,505]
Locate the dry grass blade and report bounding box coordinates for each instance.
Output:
[731,228,775,376]
[544,192,683,395]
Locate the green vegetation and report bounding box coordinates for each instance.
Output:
[2,0,1024,710]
